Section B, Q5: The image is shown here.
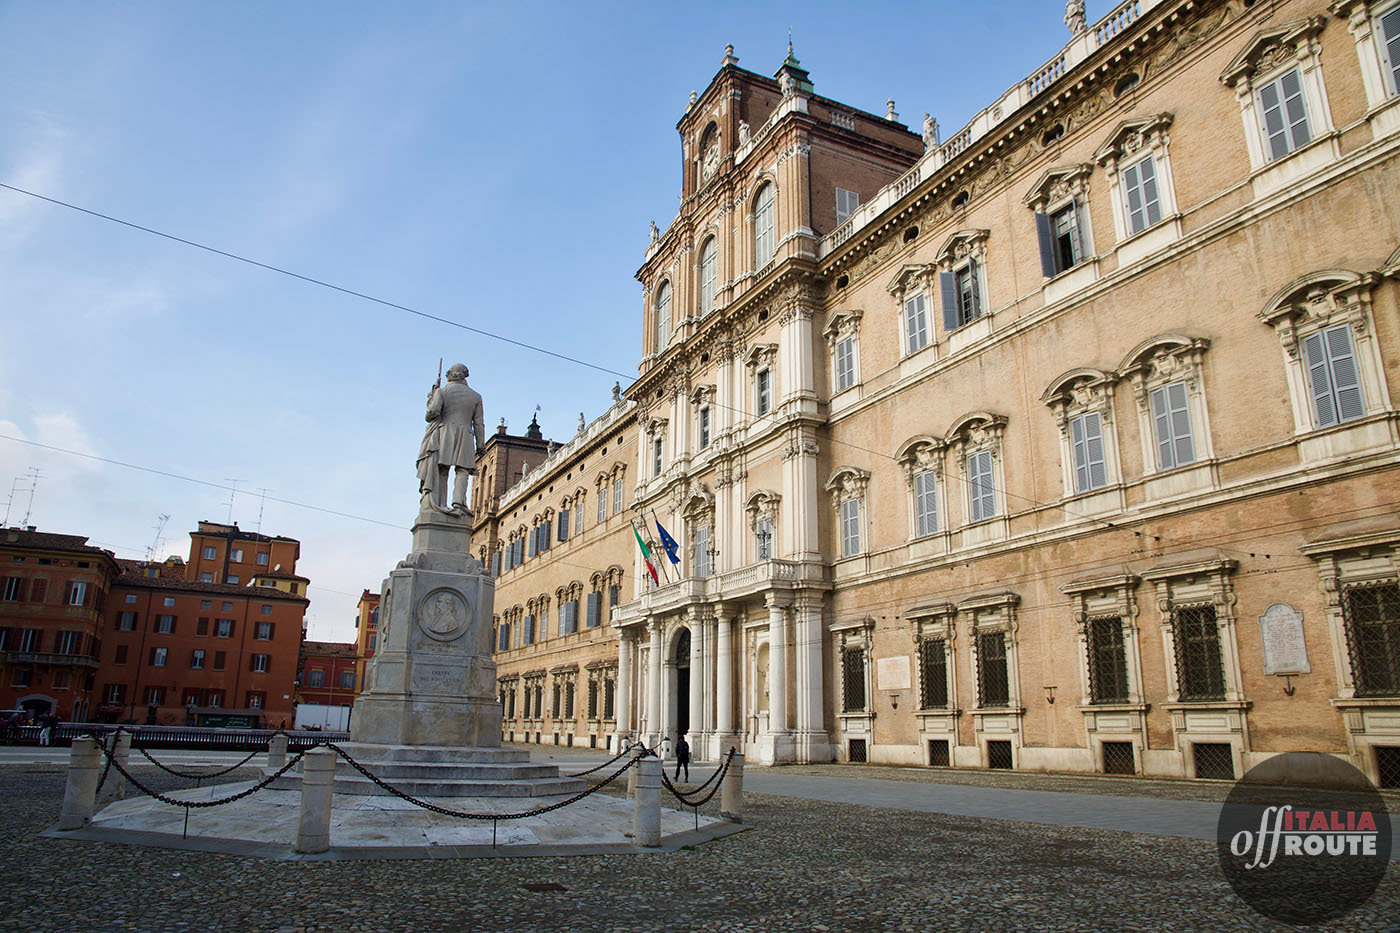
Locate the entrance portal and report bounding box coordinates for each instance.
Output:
[675,628,691,739]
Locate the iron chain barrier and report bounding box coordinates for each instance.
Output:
[660,747,736,808]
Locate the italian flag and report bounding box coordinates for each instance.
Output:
[632,522,660,585]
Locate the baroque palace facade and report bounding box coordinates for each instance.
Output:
[486,0,1400,786]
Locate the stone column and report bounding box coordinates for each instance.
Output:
[97,730,132,805]
[713,605,738,756]
[720,751,745,822]
[766,593,789,738]
[614,631,633,749]
[295,747,336,854]
[687,607,704,755]
[793,592,831,763]
[265,733,289,771]
[645,619,664,747]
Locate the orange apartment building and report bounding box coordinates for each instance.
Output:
[0,527,122,722]
[295,640,358,729]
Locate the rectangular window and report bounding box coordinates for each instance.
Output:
[1051,203,1084,271]
[1086,617,1129,703]
[222,602,233,611]
[1070,411,1108,493]
[118,611,136,632]
[1122,155,1162,235]
[598,487,608,522]
[1342,581,1400,697]
[562,599,579,635]
[104,683,125,703]
[12,668,31,687]
[230,548,243,562]
[918,637,948,709]
[968,450,996,522]
[1257,67,1311,161]
[575,502,584,535]
[491,551,501,577]
[1172,604,1226,701]
[145,687,164,706]
[698,406,711,449]
[977,631,1010,707]
[368,634,376,651]
[191,649,205,670]
[57,630,80,654]
[558,509,569,543]
[835,187,859,225]
[2,577,22,601]
[213,651,226,670]
[207,690,224,708]
[226,575,239,585]
[247,692,265,709]
[195,616,209,636]
[216,619,234,638]
[914,471,938,537]
[30,579,45,603]
[756,369,772,415]
[155,614,175,634]
[586,591,601,628]
[125,594,138,604]
[652,437,664,476]
[834,335,855,392]
[841,498,861,557]
[754,188,775,268]
[69,582,87,606]
[114,645,128,664]
[1303,324,1365,428]
[694,526,712,577]
[199,600,210,610]
[151,647,168,667]
[609,584,619,609]
[198,573,214,583]
[523,614,535,645]
[613,476,623,514]
[841,645,866,712]
[250,654,270,674]
[903,293,929,354]
[307,669,324,687]
[202,546,216,560]
[19,628,39,652]
[261,605,272,615]
[340,670,355,690]
[756,519,773,561]
[162,596,175,608]
[1380,4,1400,96]
[1150,381,1195,470]
[256,552,269,566]
[954,261,982,327]
[497,623,511,652]
[255,621,274,640]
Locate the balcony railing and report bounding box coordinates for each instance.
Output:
[5,651,100,669]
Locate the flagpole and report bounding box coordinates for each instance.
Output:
[642,515,675,585]
[650,507,681,582]
[630,520,661,589]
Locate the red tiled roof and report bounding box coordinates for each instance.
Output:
[114,559,309,604]
[301,641,358,658]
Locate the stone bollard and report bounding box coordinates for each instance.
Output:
[59,737,102,830]
[266,733,289,771]
[632,755,661,848]
[627,752,639,798]
[97,731,132,805]
[720,750,745,822]
[295,748,336,854]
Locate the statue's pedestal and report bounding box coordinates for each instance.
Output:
[351,505,502,748]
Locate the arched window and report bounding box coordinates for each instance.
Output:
[754,183,775,269]
[699,238,717,314]
[655,281,671,350]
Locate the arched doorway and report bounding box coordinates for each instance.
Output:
[674,628,691,740]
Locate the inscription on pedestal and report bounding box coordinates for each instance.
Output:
[1257,602,1310,675]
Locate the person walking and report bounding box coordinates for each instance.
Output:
[673,734,691,783]
[38,712,53,747]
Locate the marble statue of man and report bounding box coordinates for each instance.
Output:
[417,363,485,512]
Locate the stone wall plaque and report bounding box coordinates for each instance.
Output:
[877,656,911,690]
[1257,602,1310,675]
[416,588,471,642]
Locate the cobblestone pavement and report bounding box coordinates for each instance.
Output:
[4,763,1399,933]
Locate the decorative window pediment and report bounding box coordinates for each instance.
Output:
[1258,270,1378,358]
[745,489,781,533]
[689,383,716,407]
[823,309,863,348]
[945,411,1008,450]
[824,466,870,509]
[1219,16,1328,89]
[744,343,778,371]
[1094,113,1174,167]
[934,229,990,270]
[1041,368,1117,429]
[1023,163,1093,212]
[894,435,947,485]
[886,263,938,301]
[1117,335,1210,408]
[907,601,957,640]
[680,484,715,525]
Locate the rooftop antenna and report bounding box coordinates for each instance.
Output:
[2,476,22,526]
[146,513,170,561]
[224,478,244,524]
[254,487,271,533]
[19,467,41,526]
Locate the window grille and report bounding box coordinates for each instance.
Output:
[1086,617,1129,703]
[587,680,598,720]
[918,637,948,709]
[1192,742,1234,780]
[927,739,950,767]
[841,645,866,712]
[1375,746,1400,789]
[552,683,561,719]
[976,631,1009,708]
[1102,741,1135,775]
[1171,603,1225,701]
[565,682,575,719]
[847,738,867,763]
[987,740,1014,770]
[1341,581,1400,697]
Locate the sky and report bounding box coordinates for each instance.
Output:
[0,1,1117,641]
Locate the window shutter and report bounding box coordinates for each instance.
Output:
[1034,212,1057,277]
[1071,415,1089,492]
[1150,386,1175,467]
[249,654,257,672]
[970,451,995,521]
[586,592,600,627]
[1068,205,1085,264]
[1139,157,1161,228]
[1086,414,1107,489]
[940,272,958,332]
[215,650,226,669]
[558,511,569,542]
[1281,69,1310,148]
[1325,326,1365,422]
[968,259,981,315]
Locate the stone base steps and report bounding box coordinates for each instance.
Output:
[267,742,587,798]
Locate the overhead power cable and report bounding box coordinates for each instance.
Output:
[0,182,631,380]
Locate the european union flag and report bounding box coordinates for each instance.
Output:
[655,519,681,565]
